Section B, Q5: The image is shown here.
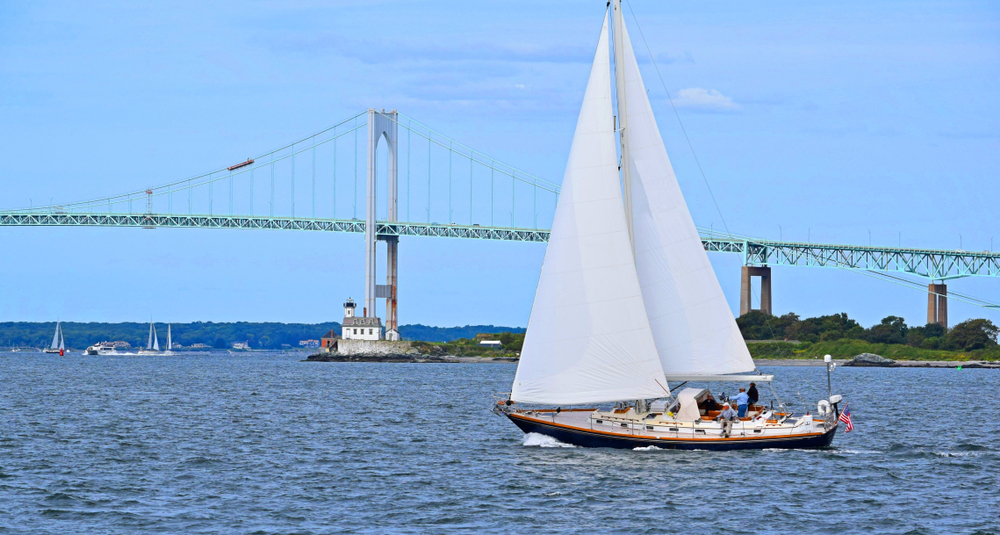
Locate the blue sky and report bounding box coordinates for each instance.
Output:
[0,0,997,328]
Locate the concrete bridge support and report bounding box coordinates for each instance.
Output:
[740,266,772,316]
[365,109,400,340]
[927,283,947,329]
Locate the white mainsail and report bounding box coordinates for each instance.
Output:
[167,324,172,351]
[50,322,61,350]
[511,15,667,405]
[146,322,160,351]
[617,19,756,378]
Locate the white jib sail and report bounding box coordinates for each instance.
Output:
[511,14,667,405]
[59,326,65,351]
[50,322,61,350]
[152,326,160,351]
[618,20,755,376]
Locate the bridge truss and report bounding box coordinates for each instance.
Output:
[2,212,997,282]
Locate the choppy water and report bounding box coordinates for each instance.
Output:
[0,352,997,534]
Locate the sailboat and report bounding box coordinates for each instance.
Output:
[137,320,161,355]
[162,324,175,355]
[495,2,843,450]
[43,321,66,355]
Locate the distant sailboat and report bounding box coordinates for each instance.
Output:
[495,1,843,450]
[163,324,175,355]
[43,321,66,355]
[138,320,161,355]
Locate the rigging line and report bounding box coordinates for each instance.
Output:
[624,0,730,235]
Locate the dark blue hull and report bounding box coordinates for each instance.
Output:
[508,413,838,451]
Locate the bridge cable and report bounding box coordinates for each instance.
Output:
[856,270,1000,312]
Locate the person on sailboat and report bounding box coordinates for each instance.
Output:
[747,383,760,407]
[719,403,738,438]
[732,389,750,417]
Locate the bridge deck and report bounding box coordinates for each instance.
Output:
[2,212,997,280]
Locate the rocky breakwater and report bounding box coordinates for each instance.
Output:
[842,352,1000,369]
[306,339,518,363]
[306,339,423,362]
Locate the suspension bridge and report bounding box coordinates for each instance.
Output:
[3,109,998,334]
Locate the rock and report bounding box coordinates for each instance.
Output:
[843,353,897,367]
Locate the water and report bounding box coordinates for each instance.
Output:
[0,353,997,534]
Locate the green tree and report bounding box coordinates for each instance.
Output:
[213,337,228,349]
[865,316,908,345]
[946,319,999,351]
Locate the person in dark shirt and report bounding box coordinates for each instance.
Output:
[747,382,759,407]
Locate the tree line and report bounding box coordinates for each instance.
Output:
[736,311,999,351]
[0,322,525,349]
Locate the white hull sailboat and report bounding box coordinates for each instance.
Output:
[495,2,842,450]
[43,321,67,355]
[137,321,161,355]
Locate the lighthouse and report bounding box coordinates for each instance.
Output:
[341,297,383,341]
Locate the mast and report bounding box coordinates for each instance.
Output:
[612,0,633,252]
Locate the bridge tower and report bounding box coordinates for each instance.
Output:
[740,266,772,317]
[365,109,400,340]
[927,283,947,328]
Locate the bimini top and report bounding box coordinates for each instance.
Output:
[674,388,713,422]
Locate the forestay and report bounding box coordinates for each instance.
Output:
[511,15,667,405]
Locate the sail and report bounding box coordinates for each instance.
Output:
[152,326,160,351]
[50,322,60,350]
[617,20,756,376]
[167,324,172,350]
[58,326,65,351]
[511,14,667,405]
[147,323,154,350]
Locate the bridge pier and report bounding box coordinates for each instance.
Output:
[927,283,947,329]
[365,109,400,339]
[740,266,772,316]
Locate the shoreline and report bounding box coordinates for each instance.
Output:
[751,358,999,368]
[305,354,998,368]
[305,353,517,363]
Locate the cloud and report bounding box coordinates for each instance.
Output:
[266,34,592,65]
[672,88,740,112]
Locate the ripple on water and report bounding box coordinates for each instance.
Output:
[0,356,997,534]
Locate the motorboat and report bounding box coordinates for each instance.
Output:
[85,342,121,356]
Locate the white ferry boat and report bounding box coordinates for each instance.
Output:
[85,341,127,356]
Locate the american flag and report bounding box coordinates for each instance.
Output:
[839,403,854,432]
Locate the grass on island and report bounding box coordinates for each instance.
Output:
[410,332,525,359]
[748,339,1000,362]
